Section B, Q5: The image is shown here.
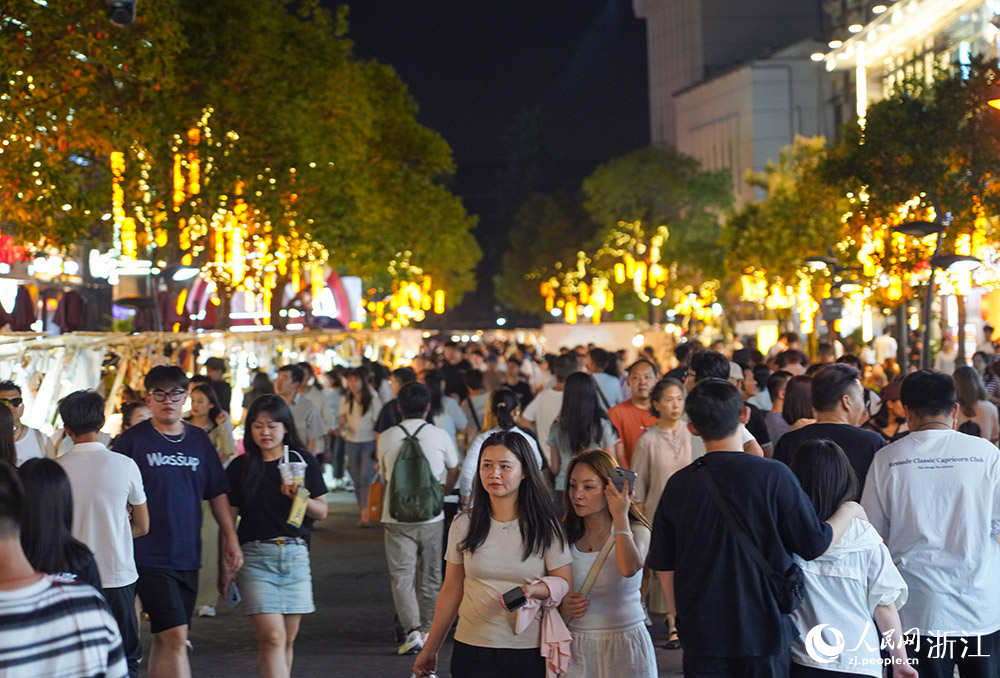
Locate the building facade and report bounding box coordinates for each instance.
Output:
[822,0,1000,128]
[673,40,833,203]
[633,0,825,146]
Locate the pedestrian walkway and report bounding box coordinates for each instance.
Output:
[177,492,683,677]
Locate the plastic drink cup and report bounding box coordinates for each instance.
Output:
[278,462,294,486]
[290,461,307,486]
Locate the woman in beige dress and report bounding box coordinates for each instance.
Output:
[631,377,691,648]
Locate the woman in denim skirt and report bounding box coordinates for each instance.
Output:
[225,395,329,677]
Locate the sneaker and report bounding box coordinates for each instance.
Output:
[397,630,423,656]
[196,605,216,618]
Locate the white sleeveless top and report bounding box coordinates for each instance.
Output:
[15,427,47,467]
[568,539,646,631]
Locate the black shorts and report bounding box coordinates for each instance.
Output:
[136,568,198,634]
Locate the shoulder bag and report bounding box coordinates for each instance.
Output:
[697,461,804,613]
[577,532,616,596]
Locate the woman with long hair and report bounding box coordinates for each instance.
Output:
[0,406,16,467]
[560,450,656,677]
[458,389,545,504]
[226,395,328,678]
[788,440,914,678]
[187,383,237,461]
[186,382,237,618]
[339,366,381,526]
[413,431,571,678]
[953,365,1000,444]
[18,458,101,589]
[547,372,619,496]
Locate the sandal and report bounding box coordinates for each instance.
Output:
[663,617,680,650]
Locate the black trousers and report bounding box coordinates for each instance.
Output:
[103,582,141,678]
[450,640,545,678]
[683,647,790,678]
[790,663,859,678]
[332,434,345,479]
[910,630,1000,678]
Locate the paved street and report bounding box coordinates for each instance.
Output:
[156,491,684,677]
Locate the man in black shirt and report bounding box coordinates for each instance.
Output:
[374,367,432,434]
[440,341,471,401]
[502,358,534,409]
[647,379,864,676]
[204,357,232,414]
[773,363,885,492]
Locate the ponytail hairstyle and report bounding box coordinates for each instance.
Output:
[461,430,565,560]
[563,449,651,544]
[491,388,520,431]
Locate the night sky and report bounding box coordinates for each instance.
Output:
[340,0,648,323]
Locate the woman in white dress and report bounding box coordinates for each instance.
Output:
[560,450,656,678]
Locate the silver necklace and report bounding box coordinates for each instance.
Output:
[153,424,186,444]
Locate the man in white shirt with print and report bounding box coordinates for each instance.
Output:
[378,382,459,657]
[862,369,1000,678]
[57,390,149,678]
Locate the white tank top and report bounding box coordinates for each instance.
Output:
[15,428,46,467]
[568,542,645,631]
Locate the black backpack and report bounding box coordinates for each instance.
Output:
[388,423,444,522]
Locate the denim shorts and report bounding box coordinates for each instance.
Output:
[239,540,315,615]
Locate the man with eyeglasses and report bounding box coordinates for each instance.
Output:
[0,380,53,466]
[112,366,242,678]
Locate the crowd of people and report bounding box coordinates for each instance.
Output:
[0,330,997,678]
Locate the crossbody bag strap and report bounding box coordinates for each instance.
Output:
[577,532,616,596]
[466,398,481,430]
[697,462,781,580]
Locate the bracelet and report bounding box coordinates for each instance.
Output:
[613,529,633,536]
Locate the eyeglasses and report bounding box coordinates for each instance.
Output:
[0,398,22,408]
[150,389,188,403]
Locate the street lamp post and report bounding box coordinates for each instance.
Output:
[929,253,982,367]
[893,220,983,369]
[892,220,945,370]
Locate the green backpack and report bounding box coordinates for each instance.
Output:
[388,423,444,522]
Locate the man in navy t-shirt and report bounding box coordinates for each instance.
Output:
[113,365,241,678]
[647,379,865,677]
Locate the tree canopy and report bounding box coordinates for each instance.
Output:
[0,0,480,311]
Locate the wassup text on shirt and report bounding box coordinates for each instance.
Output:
[146,451,201,471]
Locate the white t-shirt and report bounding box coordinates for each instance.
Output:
[459,426,543,498]
[446,512,571,649]
[688,421,754,460]
[522,388,563,456]
[874,334,898,364]
[14,427,47,467]
[377,419,459,525]
[57,442,147,588]
[861,429,1000,635]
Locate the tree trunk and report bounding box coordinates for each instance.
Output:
[217,287,233,330]
[957,293,968,366]
[269,273,290,331]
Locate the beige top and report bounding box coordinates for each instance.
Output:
[957,399,1000,444]
[632,424,692,516]
[446,512,571,649]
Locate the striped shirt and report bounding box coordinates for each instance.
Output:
[0,575,126,677]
